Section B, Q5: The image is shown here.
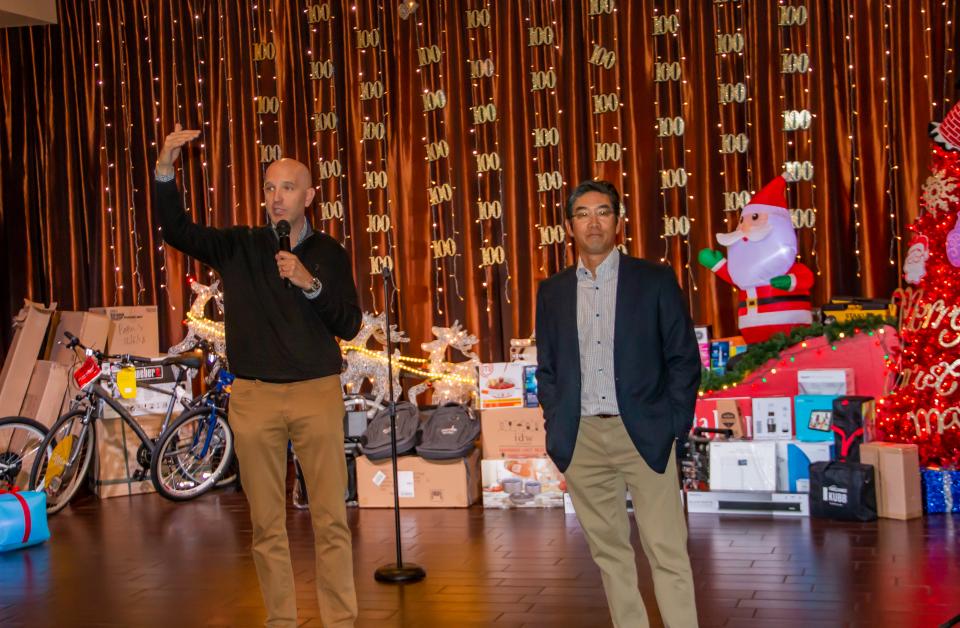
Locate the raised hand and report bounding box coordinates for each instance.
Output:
[156,123,201,176]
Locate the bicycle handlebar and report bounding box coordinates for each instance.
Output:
[63,331,162,367]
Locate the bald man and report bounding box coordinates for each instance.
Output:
[155,126,362,628]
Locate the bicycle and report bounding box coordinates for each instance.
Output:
[27,332,223,514]
[0,416,48,491]
[150,347,235,501]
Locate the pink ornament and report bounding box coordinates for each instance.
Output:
[948,221,960,267]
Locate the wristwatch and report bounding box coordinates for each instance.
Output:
[307,276,322,292]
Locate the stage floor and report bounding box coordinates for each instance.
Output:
[1,484,958,628]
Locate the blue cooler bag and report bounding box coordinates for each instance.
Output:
[0,490,50,552]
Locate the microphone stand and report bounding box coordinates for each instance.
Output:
[374,266,426,584]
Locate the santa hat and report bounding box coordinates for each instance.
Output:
[743,173,794,221]
[930,100,960,151]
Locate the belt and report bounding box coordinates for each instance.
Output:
[738,295,811,308]
[595,413,619,419]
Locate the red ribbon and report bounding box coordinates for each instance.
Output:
[0,486,32,544]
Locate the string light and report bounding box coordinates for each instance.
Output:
[882,1,903,271]
[94,3,121,303]
[463,0,509,320]
[412,0,454,317]
[527,0,565,275]
[843,1,862,279]
[117,11,145,305]
[587,0,629,257]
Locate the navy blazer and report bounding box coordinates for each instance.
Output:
[535,254,701,474]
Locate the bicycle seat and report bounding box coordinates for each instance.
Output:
[161,354,202,370]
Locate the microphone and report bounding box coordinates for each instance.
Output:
[276,220,292,289]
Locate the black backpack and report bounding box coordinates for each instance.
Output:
[831,396,874,462]
[361,401,421,461]
[809,460,877,521]
[417,403,481,460]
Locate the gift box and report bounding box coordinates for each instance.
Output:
[751,397,793,440]
[694,397,752,439]
[710,341,730,374]
[793,395,838,442]
[860,443,923,520]
[477,363,526,409]
[0,490,50,552]
[481,457,565,509]
[480,407,546,458]
[522,364,539,407]
[695,326,711,369]
[775,440,834,492]
[709,441,777,492]
[921,468,960,514]
[797,369,855,396]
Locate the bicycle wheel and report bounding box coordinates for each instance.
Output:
[151,406,234,501]
[29,410,96,515]
[0,416,49,491]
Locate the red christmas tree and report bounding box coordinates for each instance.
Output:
[876,106,960,468]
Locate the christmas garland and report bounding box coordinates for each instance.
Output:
[699,315,897,393]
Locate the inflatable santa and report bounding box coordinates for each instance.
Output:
[698,173,814,344]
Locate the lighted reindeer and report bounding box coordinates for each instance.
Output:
[407,321,480,406]
[169,280,226,358]
[340,311,409,407]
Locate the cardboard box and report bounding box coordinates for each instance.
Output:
[90,306,160,357]
[356,450,481,508]
[91,414,165,498]
[794,395,838,442]
[481,457,564,509]
[776,440,834,492]
[47,311,111,367]
[751,397,793,440]
[19,361,69,428]
[798,368,855,396]
[709,441,777,491]
[694,397,752,439]
[686,490,809,517]
[479,407,546,458]
[477,363,526,409]
[860,442,923,520]
[0,301,56,417]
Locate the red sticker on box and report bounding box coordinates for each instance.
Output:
[73,356,102,390]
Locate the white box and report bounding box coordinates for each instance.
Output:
[751,397,793,440]
[797,369,855,396]
[481,458,564,508]
[775,440,834,493]
[686,490,809,517]
[477,363,526,410]
[709,441,777,491]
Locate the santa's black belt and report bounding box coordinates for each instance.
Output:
[738,295,811,308]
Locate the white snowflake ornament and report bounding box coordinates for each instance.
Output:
[921,170,959,217]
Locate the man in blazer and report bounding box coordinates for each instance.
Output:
[536,180,701,628]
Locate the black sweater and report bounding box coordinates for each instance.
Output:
[155,180,362,381]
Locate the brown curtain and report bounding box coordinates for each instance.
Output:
[1,0,958,360]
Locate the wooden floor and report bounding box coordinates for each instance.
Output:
[1,482,958,628]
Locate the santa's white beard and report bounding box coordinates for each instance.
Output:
[723,221,797,288]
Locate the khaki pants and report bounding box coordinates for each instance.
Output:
[564,415,698,628]
[230,376,357,628]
